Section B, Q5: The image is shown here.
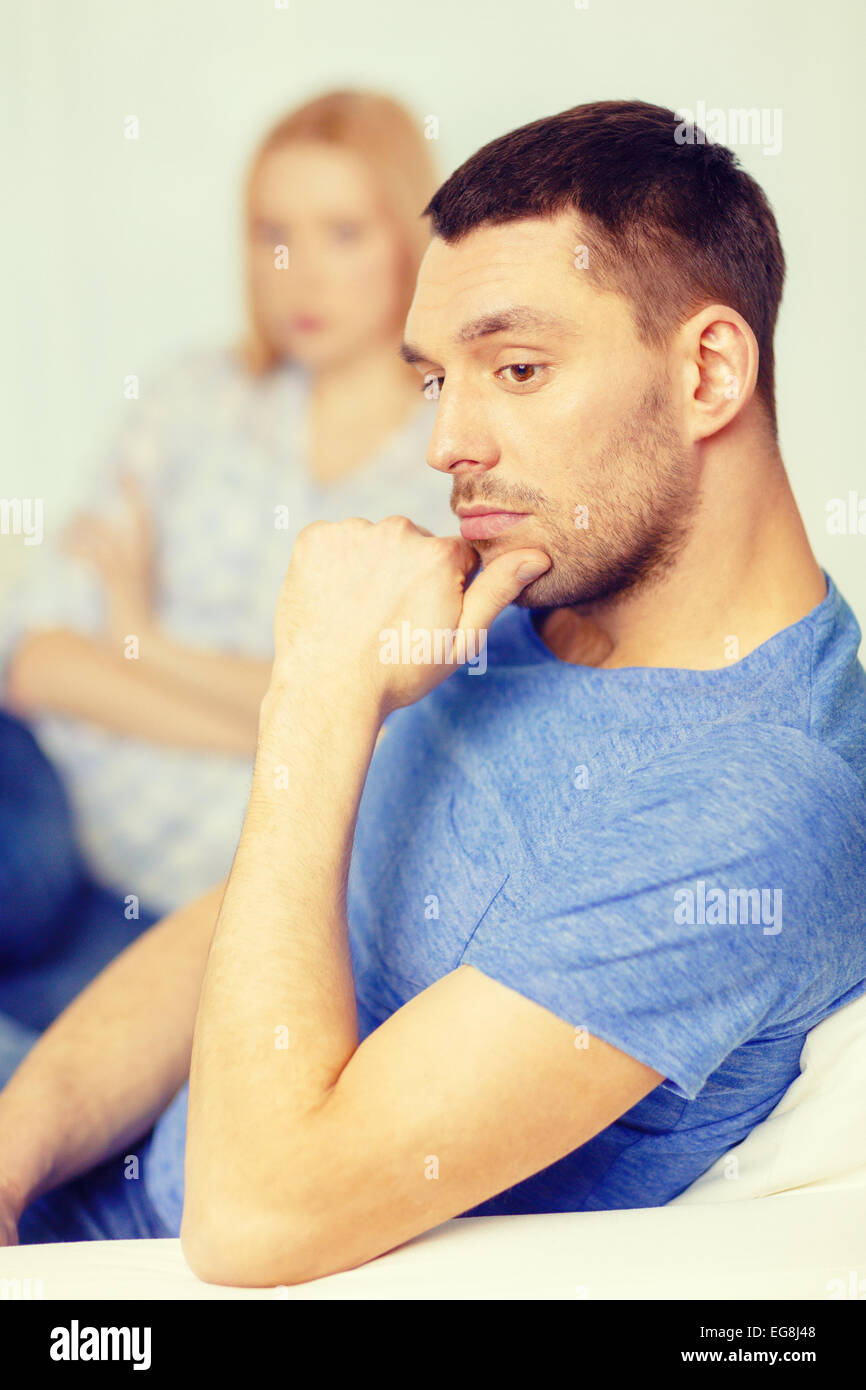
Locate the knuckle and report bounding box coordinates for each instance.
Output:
[295,519,329,545]
[433,535,465,561]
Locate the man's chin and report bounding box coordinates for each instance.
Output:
[510,564,619,610]
[510,569,561,608]
[469,539,558,607]
[512,581,552,609]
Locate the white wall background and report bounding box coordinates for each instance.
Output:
[2,0,864,627]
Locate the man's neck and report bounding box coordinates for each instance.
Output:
[537,438,828,671]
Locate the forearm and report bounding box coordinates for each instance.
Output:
[135,628,273,720]
[179,515,544,1279]
[0,882,224,1217]
[183,674,380,1235]
[5,629,258,754]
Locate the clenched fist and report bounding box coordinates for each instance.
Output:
[269,514,551,718]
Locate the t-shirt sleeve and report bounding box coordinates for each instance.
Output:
[458,728,862,1101]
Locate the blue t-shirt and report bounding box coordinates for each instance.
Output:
[144,570,866,1231]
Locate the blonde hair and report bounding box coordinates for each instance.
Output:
[239,90,440,375]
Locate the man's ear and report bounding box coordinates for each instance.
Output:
[679,304,759,441]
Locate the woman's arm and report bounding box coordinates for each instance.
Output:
[128,628,273,720]
[5,629,259,755]
[36,470,274,734]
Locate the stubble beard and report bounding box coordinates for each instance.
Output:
[508,379,701,610]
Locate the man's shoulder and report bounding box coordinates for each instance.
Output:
[634,713,858,774]
[617,718,866,839]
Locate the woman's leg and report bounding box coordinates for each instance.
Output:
[0,711,83,969]
[0,882,157,1033]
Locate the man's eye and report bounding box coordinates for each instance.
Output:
[497,363,540,385]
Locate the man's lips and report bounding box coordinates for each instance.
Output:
[457,509,529,540]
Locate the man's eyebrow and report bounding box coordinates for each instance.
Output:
[399,306,577,365]
[456,306,576,344]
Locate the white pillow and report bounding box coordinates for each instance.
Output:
[669,986,866,1204]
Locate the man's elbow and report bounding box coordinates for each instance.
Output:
[179,1198,330,1289]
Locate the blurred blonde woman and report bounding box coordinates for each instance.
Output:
[1,90,452,918]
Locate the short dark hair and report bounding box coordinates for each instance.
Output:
[423,100,785,434]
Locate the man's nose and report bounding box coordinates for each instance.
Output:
[425,382,499,478]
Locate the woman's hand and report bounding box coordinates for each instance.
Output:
[62,472,156,647]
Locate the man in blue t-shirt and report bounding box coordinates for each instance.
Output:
[1,100,865,1287]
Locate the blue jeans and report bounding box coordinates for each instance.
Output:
[0,882,157,1033]
[0,1011,173,1243]
[0,709,157,1032]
